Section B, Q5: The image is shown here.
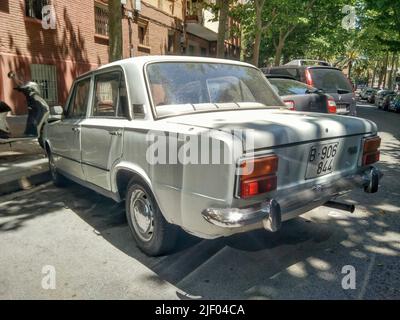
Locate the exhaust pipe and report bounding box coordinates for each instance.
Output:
[324,201,355,213]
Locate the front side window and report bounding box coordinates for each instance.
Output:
[146,62,284,118]
[92,71,129,118]
[66,78,91,119]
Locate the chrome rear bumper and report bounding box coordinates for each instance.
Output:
[202,199,282,231]
[201,166,382,230]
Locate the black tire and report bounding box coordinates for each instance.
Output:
[47,149,68,187]
[125,180,178,256]
[38,126,45,149]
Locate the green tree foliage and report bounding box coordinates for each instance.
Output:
[231,0,398,87]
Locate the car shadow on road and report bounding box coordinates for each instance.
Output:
[48,182,347,298]
[1,163,398,299]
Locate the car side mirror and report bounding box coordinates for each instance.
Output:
[48,105,64,122]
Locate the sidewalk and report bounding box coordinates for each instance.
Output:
[0,138,50,196]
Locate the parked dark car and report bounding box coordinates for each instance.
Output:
[388,94,400,112]
[359,87,376,102]
[263,65,356,116]
[266,75,337,114]
[376,90,396,109]
[368,89,379,104]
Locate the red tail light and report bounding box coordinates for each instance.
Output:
[239,155,279,199]
[284,100,296,110]
[327,97,337,113]
[362,136,381,166]
[305,69,314,86]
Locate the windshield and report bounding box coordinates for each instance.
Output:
[269,78,314,96]
[309,68,353,94]
[146,62,284,117]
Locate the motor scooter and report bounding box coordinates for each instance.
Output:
[0,71,50,147]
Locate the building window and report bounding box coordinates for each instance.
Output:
[167,31,175,54]
[25,0,49,19]
[95,2,109,36]
[188,45,195,56]
[200,47,207,56]
[138,21,149,46]
[30,64,58,105]
[0,0,10,13]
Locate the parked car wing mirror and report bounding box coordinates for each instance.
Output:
[48,105,64,122]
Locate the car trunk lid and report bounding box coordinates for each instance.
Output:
[166,109,377,152]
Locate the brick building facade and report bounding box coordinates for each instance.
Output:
[0,0,241,114]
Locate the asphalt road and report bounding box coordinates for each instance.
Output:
[0,103,399,299]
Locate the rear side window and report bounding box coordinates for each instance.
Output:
[269,79,312,96]
[309,68,352,94]
[92,71,129,118]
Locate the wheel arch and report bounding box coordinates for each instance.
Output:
[114,165,153,201]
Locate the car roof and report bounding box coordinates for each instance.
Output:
[75,56,255,80]
[268,65,342,71]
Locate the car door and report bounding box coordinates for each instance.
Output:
[49,77,91,180]
[80,69,130,191]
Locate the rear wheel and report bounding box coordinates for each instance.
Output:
[125,180,178,256]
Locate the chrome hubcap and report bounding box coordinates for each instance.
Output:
[129,189,154,242]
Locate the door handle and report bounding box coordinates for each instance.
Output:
[71,127,80,132]
[109,130,122,136]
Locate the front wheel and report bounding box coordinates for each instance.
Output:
[125,181,178,256]
[48,151,68,187]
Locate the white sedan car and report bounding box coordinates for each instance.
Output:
[44,56,382,256]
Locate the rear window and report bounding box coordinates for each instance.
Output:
[269,78,313,96]
[309,68,352,94]
[268,68,300,81]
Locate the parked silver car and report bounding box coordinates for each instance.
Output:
[43,56,383,256]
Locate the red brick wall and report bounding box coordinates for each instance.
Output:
[0,0,108,114]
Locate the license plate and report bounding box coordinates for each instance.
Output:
[336,104,348,113]
[305,142,339,179]
[336,107,348,114]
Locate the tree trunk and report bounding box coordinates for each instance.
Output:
[108,0,123,62]
[371,61,378,87]
[388,52,397,90]
[348,61,353,79]
[382,51,389,89]
[274,41,284,66]
[216,0,229,58]
[240,27,247,62]
[273,26,295,66]
[252,0,264,66]
[393,56,399,90]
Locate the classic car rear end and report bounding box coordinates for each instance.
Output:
[160,109,382,239]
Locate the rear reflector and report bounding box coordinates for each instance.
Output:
[284,100,296,110]
[363,136,381,153]
[362,136,381,166]
[239,155,279,198]
[327,97,337,113]
[241,175,277,199]
[363,151,380,166]
[305,69,314,86]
